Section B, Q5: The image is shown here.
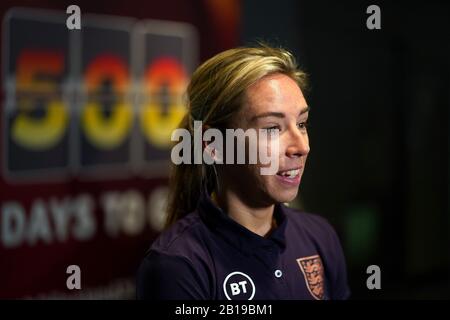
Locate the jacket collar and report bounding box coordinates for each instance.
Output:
[197,185,287,255]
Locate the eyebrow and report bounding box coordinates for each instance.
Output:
[251,106,310,121]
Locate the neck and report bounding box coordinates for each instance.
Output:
[212,189,276,237]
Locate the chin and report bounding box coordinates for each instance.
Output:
[267,187,299,204]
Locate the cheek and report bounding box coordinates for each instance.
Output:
[256,134,282,165]
[268,138,281,157]
[243,164,272,192]
[225,164,262,186]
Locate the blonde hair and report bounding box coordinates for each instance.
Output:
[165,44,308,228]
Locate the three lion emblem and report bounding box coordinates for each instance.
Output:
[296,255,325,300]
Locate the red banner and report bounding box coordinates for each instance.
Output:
[0,7,198,299]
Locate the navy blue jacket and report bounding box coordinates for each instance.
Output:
[137,189,351,300]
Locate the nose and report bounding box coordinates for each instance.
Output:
[285,126,310,158]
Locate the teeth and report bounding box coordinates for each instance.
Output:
[281,169,299,178]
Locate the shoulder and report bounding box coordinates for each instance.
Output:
[282,205,351,300]
[136,250,210,299]
[283,205,339,243]
[136,212,213,300]
[282,204,344,259]
[150,211,209,258]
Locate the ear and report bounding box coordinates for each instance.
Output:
[203,142,217,163]
[201,124,210,150]
[202,124,224,164]
[203,140,224,164]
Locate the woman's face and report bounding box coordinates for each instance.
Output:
[222,73,310,207]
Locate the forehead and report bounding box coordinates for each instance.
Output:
[242,73,307,116]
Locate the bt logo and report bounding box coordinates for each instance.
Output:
[223,271,256,300]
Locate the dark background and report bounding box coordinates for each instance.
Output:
[242,0,449,299]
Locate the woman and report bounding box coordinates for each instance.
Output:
[137,45,350,300]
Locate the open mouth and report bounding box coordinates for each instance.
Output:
[276,168,300,179]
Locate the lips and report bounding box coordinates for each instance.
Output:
[275,167,302,186]
[277,167,302,179]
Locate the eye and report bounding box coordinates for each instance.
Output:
[263,125,281,133]
[297,121,309,130]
